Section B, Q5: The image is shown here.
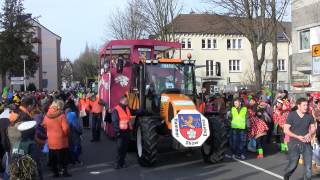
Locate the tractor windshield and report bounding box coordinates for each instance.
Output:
[145,63,194,95]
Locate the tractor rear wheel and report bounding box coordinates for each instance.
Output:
[201,116,227,163]
[136,117,158,166]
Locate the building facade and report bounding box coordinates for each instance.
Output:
[0,20,61,91]
[291,0,320,91]
[28,20,62,91]
[172,14,291,93]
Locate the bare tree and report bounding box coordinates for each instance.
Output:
[108,0,147,40]
[73,45,99,84]
[268,0,290,91]
[60,59,73,87]
[138,0,182,41]
[206,0,289,89]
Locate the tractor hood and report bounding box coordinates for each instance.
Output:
[160,93,197,129]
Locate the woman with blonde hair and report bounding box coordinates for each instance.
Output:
[42,100,71,177]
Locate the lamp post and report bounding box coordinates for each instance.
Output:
[20,55,28,91]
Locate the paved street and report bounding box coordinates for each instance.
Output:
[44,129,320,180]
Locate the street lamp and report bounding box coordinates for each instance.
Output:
[20,55,28,91]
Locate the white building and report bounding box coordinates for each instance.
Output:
[171,14,291,93]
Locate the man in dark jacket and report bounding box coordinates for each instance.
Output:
[112,96,132,169]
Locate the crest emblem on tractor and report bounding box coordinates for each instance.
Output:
[172,110,210,147]
[178,114,202,140]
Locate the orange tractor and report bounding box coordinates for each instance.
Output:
[98,40,227,166]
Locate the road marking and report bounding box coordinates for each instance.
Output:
[143,160,202,173]
[233,158,283,179]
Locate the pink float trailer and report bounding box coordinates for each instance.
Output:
[98,39,227,166]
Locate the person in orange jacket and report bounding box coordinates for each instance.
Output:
[42,100,71,177]
[78,93,90,129]
[88,93,106,142]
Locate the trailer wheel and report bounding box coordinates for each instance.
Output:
[201,116,227,163]
[136,117,158,166]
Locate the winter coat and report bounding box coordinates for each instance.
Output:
[33,113,47,145]
[42,108,69,150]
[66,112,82,146]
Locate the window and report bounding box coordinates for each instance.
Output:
[238,39,242,49]
[181,39,186,49]
[277,59,285,71]
[202,39,217,49]
[300,30,310,50]
[187,39,192,49]
[227,39,231,49]
[229,60,240,72]
[232,39,236,49]
[207,39,212,49]
[216,62,221,76]
[202,39,206,49]
[213,39,217,49]
[206,60,214,76]
[227,39,242,49]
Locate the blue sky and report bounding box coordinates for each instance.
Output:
[22,0,207,61]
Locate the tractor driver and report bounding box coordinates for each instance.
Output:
[147,75,160,112]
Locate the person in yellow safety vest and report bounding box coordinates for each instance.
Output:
[228,98,250,160]
[112,96,132,169]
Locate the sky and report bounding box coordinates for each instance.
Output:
[19,0,207,61]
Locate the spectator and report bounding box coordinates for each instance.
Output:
[248,98,269,158]
[10,121,43,180]
[42,100,71,177]
[17,96,36,122]
[283,98,316,180]
[65,107,83,165]
[228,98,250,160]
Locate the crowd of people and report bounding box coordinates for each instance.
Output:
[200,88,320,179]
[0,89,106,179]
[0,86,320,179]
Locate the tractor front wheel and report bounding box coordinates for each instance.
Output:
[201,116,227,163]
[136,117,158,166]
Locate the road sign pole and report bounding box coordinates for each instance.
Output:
[24,58,26,91]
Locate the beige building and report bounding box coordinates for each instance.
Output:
[28,20,62,91]
[0,20,61,91]
[172,14,291,93]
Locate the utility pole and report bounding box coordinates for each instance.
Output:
[20,55,28,91]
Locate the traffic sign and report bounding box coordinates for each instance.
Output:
[312,44,320,57]
[313,56,320,75]
[10,77,24,81]
[11,81,24,85]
